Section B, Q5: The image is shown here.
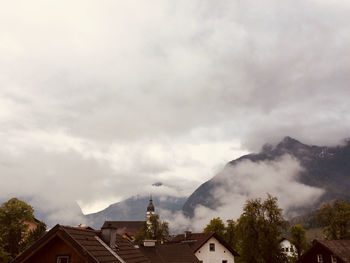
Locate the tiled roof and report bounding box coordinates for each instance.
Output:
[115,234,150,263]
[62,226,121,263]
[139,243,200,263]
[171,232,239,257]
[318,240,350,263]
[13,224,150,263]
[102,221,144,230]
[102,221,144,236]
[171,232,214,252]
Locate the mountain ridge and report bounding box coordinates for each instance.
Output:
[182,136,350,218]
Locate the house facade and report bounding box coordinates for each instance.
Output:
[172,232,239,263]
[298,240,350,263]
[280,238,297,258]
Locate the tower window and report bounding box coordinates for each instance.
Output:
[317,254,323,263]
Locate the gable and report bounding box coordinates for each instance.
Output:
[18,235,87,263]
[195,237,235,263]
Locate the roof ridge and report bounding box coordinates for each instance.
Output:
[60,225,100,263]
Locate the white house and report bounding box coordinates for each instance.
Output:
[172,232,239,263]
[280,238,297,258]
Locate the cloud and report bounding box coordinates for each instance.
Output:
[162,155,324,233]
[0,0,349,224]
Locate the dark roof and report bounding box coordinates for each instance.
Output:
[115,234,150,263]
[102,221,144,237]
[317,240,350,263]
[139,243,200,263]
[171,232,239,257]
[13,224,150,263]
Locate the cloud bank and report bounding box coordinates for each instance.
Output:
[162,155,324,233]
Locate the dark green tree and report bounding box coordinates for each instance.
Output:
[134,214,169,244]
[204,217,226,239]
[289,224,308,260]
[236,195,288,263]
[225,219,238,251]
[317,200,350,240]
[20,221,47,251]
[0,198,34,261]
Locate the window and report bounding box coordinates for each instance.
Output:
[57,256,70,263]
[209,243,215,251]
[317,254,323,263]
[290,246,294,252]
[285,247,289,252]
[331,255,337,263]
[222,260,228,263]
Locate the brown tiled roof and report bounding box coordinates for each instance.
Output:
[13,224,150,263]
[318,240,350,263]
[62,226,121,263]
[139,243,200,263]
[102,221,144,236]
[102,221,144,230]
[115,234,150,263]
[171,232,239,257]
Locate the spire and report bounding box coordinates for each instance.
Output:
[147,195,155,213]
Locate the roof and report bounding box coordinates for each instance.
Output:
[115,234,150,263]
[102,221,144,237]
[317,240,350,263]
[13,224,150,263]
[139,243,200,263]
[171,232,239,257]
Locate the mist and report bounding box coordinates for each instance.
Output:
[162,155,324,233]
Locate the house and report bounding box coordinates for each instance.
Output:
[280,238,296,257]
[138,240,200,263]
[171,232,239,263]
[13,224,150,263]
[297,240,350,263]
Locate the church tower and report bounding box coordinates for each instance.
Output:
[146,195,155,226]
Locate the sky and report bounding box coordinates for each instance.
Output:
[1,0,350,220]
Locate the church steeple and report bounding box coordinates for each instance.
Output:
[147,195,155,213]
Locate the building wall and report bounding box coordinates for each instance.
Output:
[280,239,296,258]
[24,236,87,263]
[195,237,235,263]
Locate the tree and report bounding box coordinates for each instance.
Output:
[134,214,169,244]
[289,225,308,260]
[225,219,238,251]
[20,221,47,252]
[317,200,350,240]
[0,198,34,261]
[204,217,225,238]
[236,195,288,263]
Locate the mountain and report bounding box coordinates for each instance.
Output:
[85,195,187,229]
[182,136,350,217]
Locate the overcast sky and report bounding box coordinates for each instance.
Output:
[1,0,350,216]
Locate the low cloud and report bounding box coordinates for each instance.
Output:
[162,155,324,233]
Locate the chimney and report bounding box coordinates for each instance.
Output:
[143,240,156,247]
[101,223,118,249]
[184,231,191,239]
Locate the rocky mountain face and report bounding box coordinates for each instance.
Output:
[182,136,350,218]
[85,195,187,229]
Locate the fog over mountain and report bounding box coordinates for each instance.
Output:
[1,0,350,226]
[170,137,350,232]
